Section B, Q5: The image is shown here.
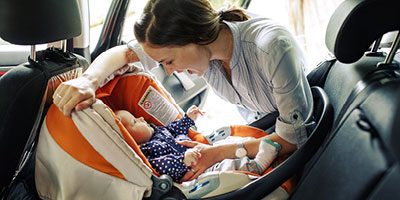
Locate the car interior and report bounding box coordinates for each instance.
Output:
[0,0,399,199]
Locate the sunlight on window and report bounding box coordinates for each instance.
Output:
[210,0,242,9]
[89,0,245,51]
[247,0,344,70]
[88,0,343,70]
[88,0,112,52]
[121,1,147,43]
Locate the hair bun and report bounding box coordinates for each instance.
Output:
[218,10,225,21]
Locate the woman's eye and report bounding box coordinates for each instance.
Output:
[166,60,173,65]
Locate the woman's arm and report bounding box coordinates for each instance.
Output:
[53,45,139,117]
[83,45,138,89]
[244,133,296,158]
[212,133,296,160]
[178,133,296,182]
[265,42,313,146]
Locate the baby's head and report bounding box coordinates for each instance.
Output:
[115,110,154,144]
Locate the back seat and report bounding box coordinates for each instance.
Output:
[290,0,400,199]
[0,0,85,199]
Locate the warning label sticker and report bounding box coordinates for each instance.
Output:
[138,86,179,126]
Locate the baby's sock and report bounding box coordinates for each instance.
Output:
[253,138,282,174]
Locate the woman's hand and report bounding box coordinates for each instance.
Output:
[52,75,97,117]
[186,105,205,121]
[51,45,136,117]
[177,140,222,182]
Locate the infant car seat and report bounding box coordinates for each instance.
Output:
[35,61,332,199]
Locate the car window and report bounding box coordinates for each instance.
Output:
[89,0,244,52]
[0,38,47,66]
[88,0,113,52]
[247,0,345,71]
[88,0,345,71]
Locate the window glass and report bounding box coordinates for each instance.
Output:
[120,0,242,43]
[88,0,112,52]
[210,0,243,9]
[0,38,47,66]
[89,0,244,51]
[88,0,345,71]
[89,0,148,50]
[121,1,147,43]
[247,0,344,71]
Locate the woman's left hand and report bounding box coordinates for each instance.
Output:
[53,75,97,117]
[177,140,221,182]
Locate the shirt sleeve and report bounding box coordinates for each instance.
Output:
[127,39,158,71]
[165,114,195,137]
[269,45,313,146]
[147,153,189,182]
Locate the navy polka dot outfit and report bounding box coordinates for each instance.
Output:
[140,114,195,182]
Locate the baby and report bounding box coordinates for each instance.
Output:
[115,106,281,182]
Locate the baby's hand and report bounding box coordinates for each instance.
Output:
[186,105,205,121]
[183,149,201,167]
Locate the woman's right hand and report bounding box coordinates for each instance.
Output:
[177,141,225,182]
[183,149,201,167]
[52,75,97,117]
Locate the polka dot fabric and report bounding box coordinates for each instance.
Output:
[140,114,195,182]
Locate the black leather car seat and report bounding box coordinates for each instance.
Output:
[0,0,87,198]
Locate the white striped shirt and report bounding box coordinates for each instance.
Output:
[203,18,313,145]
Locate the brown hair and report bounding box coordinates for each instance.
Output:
[134,0,250,47]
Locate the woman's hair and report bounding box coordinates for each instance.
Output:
[134,0,250,47]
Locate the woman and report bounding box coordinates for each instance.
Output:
[53,0,313,182]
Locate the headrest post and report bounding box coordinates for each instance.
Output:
[371,37,382,52]
[383,31,400,65]
[30,45,36,62]
[61,40,67,53]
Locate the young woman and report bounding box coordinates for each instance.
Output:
[53,0,313,182]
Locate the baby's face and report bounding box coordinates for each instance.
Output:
[115,110,154,144]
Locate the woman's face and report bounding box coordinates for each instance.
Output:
[142,42,211,76]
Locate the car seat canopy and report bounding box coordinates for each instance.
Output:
[0,0,82,45]
[325,0,400,64]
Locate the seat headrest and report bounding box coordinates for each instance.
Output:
[325,0,400,63]
[0,0,82,45]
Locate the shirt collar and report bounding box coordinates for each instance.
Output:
[222,21,241,72]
